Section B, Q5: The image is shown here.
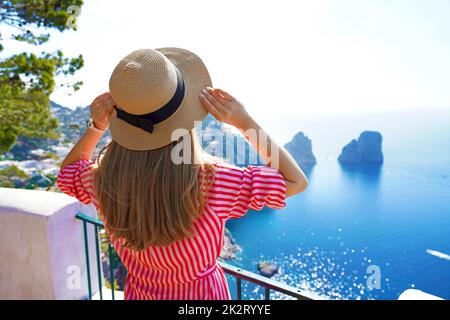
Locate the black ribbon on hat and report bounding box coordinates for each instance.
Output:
[113,66,185,134]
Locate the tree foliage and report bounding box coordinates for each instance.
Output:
[0,164,29,187]
[0,0,84,154]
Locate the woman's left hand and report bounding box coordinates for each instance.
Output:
[90,92,115,130]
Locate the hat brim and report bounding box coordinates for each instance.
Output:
[109,47,212,150]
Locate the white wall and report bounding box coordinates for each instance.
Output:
[398,289,444,300]
[0,187,101,299]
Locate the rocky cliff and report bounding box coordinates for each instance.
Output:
[197,114,263,166]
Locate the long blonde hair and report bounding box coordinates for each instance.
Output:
[93,130,215,250]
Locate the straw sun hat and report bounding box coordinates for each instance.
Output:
[108,47,212,150]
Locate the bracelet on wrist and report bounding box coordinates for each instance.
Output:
[87,117,106,134]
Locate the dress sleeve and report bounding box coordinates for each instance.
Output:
[56,159,96,205]
[208,162,287,220]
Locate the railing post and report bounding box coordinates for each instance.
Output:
[265,287,271,300]
[236,277,242,300]
[94,226,103,300]
[82,220,92,300]
[108,243,115,300]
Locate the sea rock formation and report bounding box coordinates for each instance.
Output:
[220,228,242,260]
[257,261,279,278]
[338,131,384,164]
[284,132,317,169]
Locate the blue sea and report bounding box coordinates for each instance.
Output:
[224,107,450,300]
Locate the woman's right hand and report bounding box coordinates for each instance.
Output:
[200,87,252,129]
[90,92,115,130]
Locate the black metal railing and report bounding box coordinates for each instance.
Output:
[76,213,317,300]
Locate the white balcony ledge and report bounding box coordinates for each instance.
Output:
[0,187,101,299]
[398,289,443,300]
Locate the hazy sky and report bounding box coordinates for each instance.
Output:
[2,0,450,122]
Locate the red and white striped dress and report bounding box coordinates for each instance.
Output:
[57,159,286,300]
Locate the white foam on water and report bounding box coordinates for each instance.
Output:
[426,249,450,261]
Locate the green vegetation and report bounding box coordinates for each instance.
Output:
[0,164,58,189]
[0,0,84,154]
[0,164,29,187]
